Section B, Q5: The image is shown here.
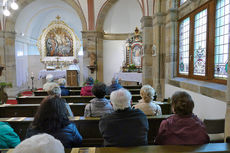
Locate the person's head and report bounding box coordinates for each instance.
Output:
[111,77,119,84]
[140,85,155,103]
[46,74,54,82]
[73,58,79,64]
[32,96,69,132]
[47,83,61,97]
[92,82,107,98]
[85,77,94,85]
[171,91,194,116]
[110,89,131,111]
[12,134,64,153]
[58,78,66,87]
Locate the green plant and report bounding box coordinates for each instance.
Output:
[0,82,12,88]
[128,64,136,71]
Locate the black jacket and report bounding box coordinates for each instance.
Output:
[26,123,82,148]
[99,107,149,147]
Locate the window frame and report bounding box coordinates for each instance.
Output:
[177,0,226,84]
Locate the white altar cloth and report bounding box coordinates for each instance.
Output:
[38,70,66,80]
[114,72,142,83]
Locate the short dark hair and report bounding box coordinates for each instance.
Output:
[171,91,194,116]
[31,96,70,133]
[92,82,107,98]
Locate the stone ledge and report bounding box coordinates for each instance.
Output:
[168,77,227,101]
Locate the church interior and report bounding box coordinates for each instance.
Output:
[0,0,230,152]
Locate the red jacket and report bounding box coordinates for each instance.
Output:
[154,114,210,145]
[80,85,93,96]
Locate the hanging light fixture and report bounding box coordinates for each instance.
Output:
[2,0,19,16]
[10,0,18,10]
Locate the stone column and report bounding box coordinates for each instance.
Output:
[0,31,19,97]
[82,31,104,82]
[141,16,153,86]
[152,0,167,100]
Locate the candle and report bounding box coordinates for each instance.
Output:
[31,72,34,77]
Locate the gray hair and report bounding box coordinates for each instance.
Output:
[12,134,64,153]
[110,88,131,111]
[46,74,54,82]
[140,85,155,103]
[47,83,61,96]
[58,78,66,86]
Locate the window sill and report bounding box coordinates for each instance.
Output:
[168,77,227,101]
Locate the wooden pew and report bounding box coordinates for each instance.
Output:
[16,95,142,104]
[0,115,170,146]
[0,102,171,117]
[33,89,141,96]
[64,85,142,90]
[3,143,230,153]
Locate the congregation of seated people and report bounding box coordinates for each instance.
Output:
[0,82,212,151]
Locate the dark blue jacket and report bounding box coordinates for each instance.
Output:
[107,83,123,95]
[99,108,149,147]
[26,123,82,148]
[60,86,70,96]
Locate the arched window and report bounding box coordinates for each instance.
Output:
[178,0,229,84]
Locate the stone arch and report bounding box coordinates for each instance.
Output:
[95,0,118,32]
[5,0,87,32]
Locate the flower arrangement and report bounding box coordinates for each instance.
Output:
[128,64,136,71]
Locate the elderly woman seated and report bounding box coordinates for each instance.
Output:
[43,74,57,91]
[58,78,69,96]
[107,77,123,95]
[84,82,113,117]
[133,85,162,116]
[154,91,209,145]
[46,83,73,117]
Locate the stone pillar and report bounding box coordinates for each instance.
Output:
[141,16,153,86]
[0,31,19,97]
[152,0,166,100]
[82,31,104,82]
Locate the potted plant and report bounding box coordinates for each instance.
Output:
[0,82,12,104]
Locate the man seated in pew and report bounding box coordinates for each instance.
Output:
[13,134,64,153]
[106,77,123,95]
[133,85,162,116]
[80,77,94,96]
[58,78,69,96]
[84,82,113,117]
[99,89,149,147]
[26,96,82,148]
[0,122,20,149]
[154,91,209,145]
[43,74,58,91]
[47,84,73,117]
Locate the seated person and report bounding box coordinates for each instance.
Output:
[133,85,162,116]
[154,91,210,145]
[43,74,57,91]
[0,122,20,149]
[47,84,73,117]
[58,78,69,96]
[26,96,82,148]
[84,82,113,117]
[13,134,64,153]
[99,89,149,147]
[106,77,123,95]
[80,77,94,96]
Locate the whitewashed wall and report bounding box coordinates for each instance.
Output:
[165,84,226,120]
[103,0,142,33]
[103,40,125,85]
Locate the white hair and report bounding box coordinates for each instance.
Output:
[12,134,64,153]
[46,83,61,96]
[58,78,66,86]
[110,88,131,111]
[140,85,155,103]
[46,74,54,82]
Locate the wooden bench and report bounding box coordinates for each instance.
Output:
[16,95,142,104]
[2,143,230,153]
[0,115,170,146]
[33,89,141,96]
[64,85,142,90]
[0,102,171,117]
